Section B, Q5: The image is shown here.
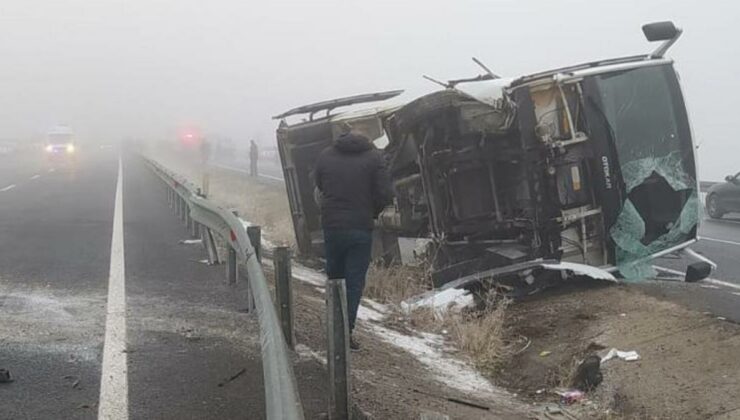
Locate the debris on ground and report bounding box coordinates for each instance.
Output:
[571,354,603,391]
[601,348,640,363]
[217,367,247,387]
[558,389,586,406]
[0,368,13,383]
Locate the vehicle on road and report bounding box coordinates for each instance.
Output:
[706,172,740,219]
[275,21,714,293]
[44,125,77,161]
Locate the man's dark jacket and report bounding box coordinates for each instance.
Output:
[314,133,393,230]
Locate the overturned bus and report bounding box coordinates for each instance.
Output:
[275,22,714,292]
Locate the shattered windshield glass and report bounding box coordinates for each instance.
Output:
[592,65,698,279]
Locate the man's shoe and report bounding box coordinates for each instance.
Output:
[350,336,360,351]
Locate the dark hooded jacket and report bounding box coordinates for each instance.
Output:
[314,133,393,230]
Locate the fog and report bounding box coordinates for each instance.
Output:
[0,0,737,179]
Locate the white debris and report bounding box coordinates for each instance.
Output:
[601,348,640,363]
[542,261,617,281]
[179,239,202,245]
[401,288,474,315]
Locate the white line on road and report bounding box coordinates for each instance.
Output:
[98,156,128,420]
[0,184,16,192]
[701,237,740,247]
[654,265,740,292]
[30,174,40,180]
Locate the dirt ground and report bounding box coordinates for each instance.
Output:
[148,149,740,419]
[496,281,740,419]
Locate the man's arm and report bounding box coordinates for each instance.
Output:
[372,152,393,217]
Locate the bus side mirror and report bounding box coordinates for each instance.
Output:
[643,21,678,41]
[642,21,683,59]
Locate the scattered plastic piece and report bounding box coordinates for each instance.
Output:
[0,368,13,383]
[539,350,552,357]
[558,389,586,405]
[601,348,640,363]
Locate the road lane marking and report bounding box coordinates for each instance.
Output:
[30,174,40,180]
[701,237,740,247]
[0,184,16,192]
[654,265,740,292]
[98,156,128,420]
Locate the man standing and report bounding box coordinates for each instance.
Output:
[249,140,259,177]
[315,132,392,350]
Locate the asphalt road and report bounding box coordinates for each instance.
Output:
[0,150,286,419]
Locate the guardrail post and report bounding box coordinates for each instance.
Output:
[326,278,351,420]
[184,204,192,227]
[202,228,220,265]
[247,225,262,262]
[227,245,238,284]
[202,172,210,198]
[274,246,295,349]
[244,225,261,313]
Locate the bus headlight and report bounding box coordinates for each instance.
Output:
[66,144,75,153]
[45,145,53,152]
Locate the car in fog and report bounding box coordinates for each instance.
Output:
[706,172,740,219]
[44,125,77,160]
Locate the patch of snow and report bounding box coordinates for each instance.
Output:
[357,305,385,322]
[292,263,326,286]
[364,298,390,315]
[401,288,474,315]
[295,343,326,364]
[366,323,510,397]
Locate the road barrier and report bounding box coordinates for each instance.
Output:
[143,156,305,420]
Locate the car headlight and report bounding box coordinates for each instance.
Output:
[45,145,53,152]
[66,144,75,153]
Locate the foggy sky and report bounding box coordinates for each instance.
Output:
[0,0,737,179]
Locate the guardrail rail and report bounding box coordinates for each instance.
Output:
[143,156,305,420]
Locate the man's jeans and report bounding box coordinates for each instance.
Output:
[323,229,373,332]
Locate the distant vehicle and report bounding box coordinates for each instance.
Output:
[44,125,77,159]
[276,21,714,290]
[706,173,740,218]
[0,141,17,155]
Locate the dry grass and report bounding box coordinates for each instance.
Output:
[148,149,295,247]
[364,262,431,305]
[448,294,511,372]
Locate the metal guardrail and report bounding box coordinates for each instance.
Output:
[143,156,305,420]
